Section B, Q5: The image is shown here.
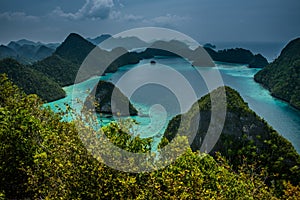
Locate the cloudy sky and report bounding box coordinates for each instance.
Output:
[0,0,299,44]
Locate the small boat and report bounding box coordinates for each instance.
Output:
[150,60,156,64]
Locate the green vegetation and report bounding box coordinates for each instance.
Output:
[31,33,96,86]
[0,33,298,198]
[249,54,269,68]
[6,33,202,105]
[0,41,55,65]
[204,47,269,68]
[31,33,143,86]
[55,33,95,65]
[32,54,82,86]
[164,86,300,194]
[85,80,138,116]
[139,40,215,67]
[0,33,270,105]
[254,38,300,110]
[0,75,299,199]
[107,50,141,72]
[0,58,65,102]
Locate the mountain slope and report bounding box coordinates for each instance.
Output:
[164,86,300,186]
[8,39,59,49]
[98,36,148,50]
[254,38,300,109]
[32,33,98,86]
[0,58,65,102]
[87,34,112,45]
[55,33,96,64]
[11,39,41,46]
[0,41,56,64]
[32,33,143,86]
[7,41,55,63]
[35,45,54,60]
[32,55,82,86]
[0,45,18,59]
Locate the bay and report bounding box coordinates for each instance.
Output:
[45,57,300,153]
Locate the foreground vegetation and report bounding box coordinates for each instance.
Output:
[164,87,300,195]
[1,74,299,199]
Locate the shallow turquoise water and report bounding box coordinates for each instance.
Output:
[45,58,300,152]
[215,62,300,153]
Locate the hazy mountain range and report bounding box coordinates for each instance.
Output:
[0,39,59,64]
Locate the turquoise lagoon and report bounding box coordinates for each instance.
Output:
[45,57,300,152]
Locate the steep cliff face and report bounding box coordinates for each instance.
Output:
[254,38,300,110]
[164,86,300,185]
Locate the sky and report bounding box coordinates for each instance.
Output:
[0,0,300,44]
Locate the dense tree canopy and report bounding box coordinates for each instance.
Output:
[204,47,269,68]
[85,80,138,116]
[0,58,65,102]
[164,86,300,193]
[255,38,300,110]
[1,75,299,199]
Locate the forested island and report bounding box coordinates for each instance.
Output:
[255,38,300,110]
[204,47,269,68]
[84,80,138,116]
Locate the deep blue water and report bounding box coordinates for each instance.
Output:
[45,57,300,152]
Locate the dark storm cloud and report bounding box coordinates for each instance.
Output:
[0,0,299,44]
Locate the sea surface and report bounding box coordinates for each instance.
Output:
[45,57,300,152]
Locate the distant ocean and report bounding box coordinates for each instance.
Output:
[202,41,287,62]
